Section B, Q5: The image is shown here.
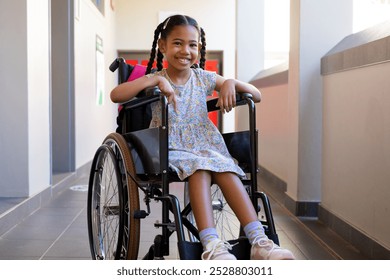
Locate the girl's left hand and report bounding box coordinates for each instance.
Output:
[216,79,236,113]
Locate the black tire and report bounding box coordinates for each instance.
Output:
[87,133,140,259]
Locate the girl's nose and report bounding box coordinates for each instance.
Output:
[181,45,190,54]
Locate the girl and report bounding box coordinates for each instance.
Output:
[111,15,294,260]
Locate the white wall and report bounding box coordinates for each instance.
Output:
[287,0,353,202]
[27,0,51,196]
[235,0,265,132]
[0,0,51,197]
[0,0,29,197]
[74,0,118,169]
[322,62,390,249]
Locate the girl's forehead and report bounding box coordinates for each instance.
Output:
[166,25,200,40]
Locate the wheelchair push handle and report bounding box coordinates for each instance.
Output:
[109,57,124,72]
[206,93,253,112]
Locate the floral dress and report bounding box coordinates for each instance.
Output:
[147,68,245,180]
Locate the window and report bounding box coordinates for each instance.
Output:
[264,0,290,69]
[353,0,390,32]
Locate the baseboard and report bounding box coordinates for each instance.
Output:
[319,206,390,260]
[258,166,319,217]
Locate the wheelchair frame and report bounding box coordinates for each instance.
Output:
[87,58,279,260]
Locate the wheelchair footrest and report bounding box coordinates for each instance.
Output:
[177,237,251,260]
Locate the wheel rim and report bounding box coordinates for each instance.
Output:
[103,133,140,260]
[88,145,124,259]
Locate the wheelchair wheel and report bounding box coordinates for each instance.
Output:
[210,184,242,241]
[184,184,241,242]
[88,133,140,260]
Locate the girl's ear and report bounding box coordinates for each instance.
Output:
[158,39,166,53]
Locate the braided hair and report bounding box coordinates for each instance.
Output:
[145,15,207,74]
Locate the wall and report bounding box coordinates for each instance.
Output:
[322,59,390,250]
[320,21,390,255]
[257,83,289,180]
[0,0,118,197]
[286,0,353,205]
[250,64,289,181]
[27,0,51,196]
[0,1,50,197]
[74,0,118,169]
[235,0,265,132]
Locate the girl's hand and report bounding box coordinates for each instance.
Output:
[157,76,178,112]
[216,79,236,113]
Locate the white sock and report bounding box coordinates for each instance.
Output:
[199,227,219,249]
[243,220,266,245]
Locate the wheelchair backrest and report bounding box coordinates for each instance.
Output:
[110,58,153,134]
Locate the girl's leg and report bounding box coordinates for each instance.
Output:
[212,172,295,260]
[188,170,236,260]
[187,170,214,231]
[211,172,258,226]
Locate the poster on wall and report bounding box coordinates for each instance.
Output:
[96,35,105,106]
[91,0,105,16]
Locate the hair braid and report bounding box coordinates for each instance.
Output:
[199,27,207,70]
[146,23,163,74]
[156,50,164,71]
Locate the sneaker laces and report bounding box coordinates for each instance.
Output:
[253,237,277,251]
[201,240,235,260]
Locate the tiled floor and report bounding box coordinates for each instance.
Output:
[0,167,366,260]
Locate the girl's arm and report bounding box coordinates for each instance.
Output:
[110,75,177,110]
[215,75,261,113]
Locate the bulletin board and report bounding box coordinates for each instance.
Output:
[96,35,105,106]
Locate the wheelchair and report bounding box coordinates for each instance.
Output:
[87,57,279,260]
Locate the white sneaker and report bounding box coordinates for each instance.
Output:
[201,239,237,260]
[251,238,295,260]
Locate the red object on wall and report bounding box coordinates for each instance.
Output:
[140,60,169,69]
[126,59,139,66]
[205,60,219,127]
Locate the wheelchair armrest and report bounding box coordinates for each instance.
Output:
[206,93,253,112]
[120,87,162,111]
[137,86,161,98]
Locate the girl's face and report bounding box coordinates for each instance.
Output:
[158,25,200,71]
